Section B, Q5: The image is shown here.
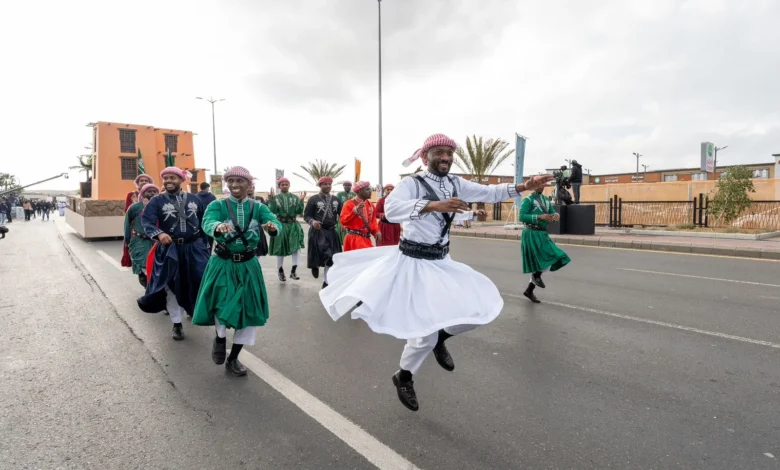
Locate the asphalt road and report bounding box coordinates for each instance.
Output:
[2,219,778,469]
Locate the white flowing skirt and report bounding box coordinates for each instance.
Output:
[319,245,504,339]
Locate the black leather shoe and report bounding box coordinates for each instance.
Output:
[138,272,147,288]
[524,283,541,303]
[290,266,300,280]
[278,267,286,282]
[433,343,455,371]
[311,267,320,279]
[172,324,184,340]
[226,358,248,377]
[392,371,419,411]
[532,273,546,289]
[322,281,328,289]
[212,338,226,364]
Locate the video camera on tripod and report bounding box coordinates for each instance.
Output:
[552,165,573,206]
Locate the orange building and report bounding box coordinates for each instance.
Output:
[88,121,206,200]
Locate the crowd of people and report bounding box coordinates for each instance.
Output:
[0,195,66,225]
[118,133,568,411]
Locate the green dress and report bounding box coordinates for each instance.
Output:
[267,192,305,257]
[519,193,571,274]
[335,191,356,244]
[123,202,154,275]
[192,197,283,330]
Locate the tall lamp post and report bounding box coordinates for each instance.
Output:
[196,96,225,177]
[641,164,649,181]
[377,0,384,190]
[633,152,642,181]
[713,145,727,180]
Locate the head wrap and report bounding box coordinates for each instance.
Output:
[160,167,187,181]
[134,174,153,186]
[383,184,395,190]
[421,133,457,156]
[353,181,370,192]
[139,184,160,197]
[223,166,254,182]
[277,177,290,185]
[317,176,333,186]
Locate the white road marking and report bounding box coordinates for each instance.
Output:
[97,250,130,272]
[617,268,780,288]
[764,452,775,459]
[239,351,420,470]
[504,295,780,350]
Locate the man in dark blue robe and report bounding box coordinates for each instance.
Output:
[137,167,210,340]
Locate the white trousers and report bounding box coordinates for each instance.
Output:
[165,286,185,324]
[399,324,479,375]
[530,266,550,283]
[214,317,257,346]
[276,251,300,269]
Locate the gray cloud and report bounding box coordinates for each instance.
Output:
[236,0,511,106]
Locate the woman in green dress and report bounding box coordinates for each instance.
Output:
[123,183,159,287]
[268,177,306,281]
[520,187,571,303]
[192,166,282,377]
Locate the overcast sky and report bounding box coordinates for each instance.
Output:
[1,0,778,192]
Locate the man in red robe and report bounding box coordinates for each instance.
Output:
[122,173,154,267]
[340,181,381,251]
[375,184,401,246]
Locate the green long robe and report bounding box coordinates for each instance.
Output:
[267,192,305,257]
[192,197,282,330]
[335,191,356,244]
[123,202,154,275]
[519,193,571,274]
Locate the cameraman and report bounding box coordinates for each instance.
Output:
[570,160,583,204]
[553,166,572,206]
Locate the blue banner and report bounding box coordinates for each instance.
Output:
[514,134,526,208]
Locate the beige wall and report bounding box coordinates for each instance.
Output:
[580,178,780,202]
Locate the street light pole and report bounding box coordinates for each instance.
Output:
[713,145,728,180]
[196,96,225,177]
[633,152,642,181]
[377,0,383,190]
[641,164,649,181]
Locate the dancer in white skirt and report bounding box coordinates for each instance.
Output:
[320,133,553,411]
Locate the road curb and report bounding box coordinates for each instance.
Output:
[450,230,773,260]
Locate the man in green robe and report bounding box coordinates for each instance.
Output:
[123,183,159,287]
[267,177,305,281]
[519,186,571,303]
[193,166,282,377]
[335,181,356,245]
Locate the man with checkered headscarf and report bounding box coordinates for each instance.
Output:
[137,167,210,341]
[320,134,554,412]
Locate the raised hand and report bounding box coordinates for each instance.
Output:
[299,191,307,200]
[523,175,555,191]
[269,188,275,198]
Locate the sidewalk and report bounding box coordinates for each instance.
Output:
[450,225,780,260]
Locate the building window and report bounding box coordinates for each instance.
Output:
[691,172,707,181]
[119,129,136,153]
[663,174,678,182]
[120,157,138,180]
[752,169,769,179]
[164,134,178,153]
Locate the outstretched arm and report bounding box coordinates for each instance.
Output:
[384,177,431,223]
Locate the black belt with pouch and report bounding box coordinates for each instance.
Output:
[214,244,256,263]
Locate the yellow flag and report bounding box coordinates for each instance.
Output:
[355,158,361,182]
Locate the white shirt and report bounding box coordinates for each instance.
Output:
[385,171,519,245]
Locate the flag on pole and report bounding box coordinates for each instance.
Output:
[514,134,527,209]
[354,159,361,182]
[275,169,284,185]
[137,149,145,175]
[165,149,175,167]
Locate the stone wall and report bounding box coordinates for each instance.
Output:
[67,196,126,217]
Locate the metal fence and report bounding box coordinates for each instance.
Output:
[486,196,780,230]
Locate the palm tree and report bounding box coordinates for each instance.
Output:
[69,154,94,181]
[293,159,347,186]
[454,135,515,221]
[0,173,18,191]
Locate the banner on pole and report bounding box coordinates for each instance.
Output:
[701,142,714,172]
[355,159,361,182]
[514,134,527,208]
